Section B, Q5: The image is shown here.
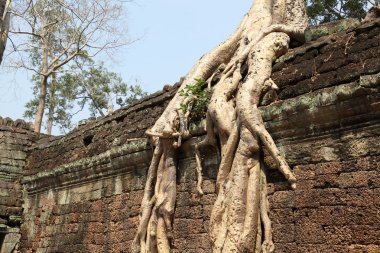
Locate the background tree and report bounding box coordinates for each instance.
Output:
[24,70,77,134]
[24,61,147,135]
[6,0,130,133]
[306,0,379,24]
[69,62,147,117]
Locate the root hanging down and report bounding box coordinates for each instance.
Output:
[132,139,177,253]
[133,0,308,252]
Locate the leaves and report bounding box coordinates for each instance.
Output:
[24,60,148,133]
[306,0,374,25]
[179,78,210,119]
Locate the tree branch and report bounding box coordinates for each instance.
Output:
[325,5,344,19]
[9,30,41,38]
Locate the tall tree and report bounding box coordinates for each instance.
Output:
[133,0,307,252]
[306,0,379,24]
[6,0,129,133]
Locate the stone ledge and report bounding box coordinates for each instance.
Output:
[262,72,380,140]
[305,18,361,42]
[22,138,151,193]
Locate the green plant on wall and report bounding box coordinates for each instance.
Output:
[179,78,210,119]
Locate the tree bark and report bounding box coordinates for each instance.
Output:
[34,36,49,133]
[46,71,57,135]
[34,74,48,133]
[0,0,11,64]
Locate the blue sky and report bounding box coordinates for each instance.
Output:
[0,1,252,133]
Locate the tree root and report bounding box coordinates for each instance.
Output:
[134,1,307,252]
[259,165,274,253]
[132,143,162,253]
[132,139,177,253]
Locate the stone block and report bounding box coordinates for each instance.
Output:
[350,225,380,244]
[270,191,295,209]
[273,223,295,243]
[174,205,203,219]
[338,171,378,188]
[173,218,206,235]
[294,221,325,244]
[270,208,294,225]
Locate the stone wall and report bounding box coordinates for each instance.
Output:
[24,84,180,175]
[0,118,36,253]
[4,18,380,252]
[20,141,219,253]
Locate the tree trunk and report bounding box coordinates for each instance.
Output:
[107,93,114,115]
[134,1,308,252]
[82,83,105,117]
[0,0,11,64]
[46,71,57,135]
[34,39,49,133]
[34,74,48,133]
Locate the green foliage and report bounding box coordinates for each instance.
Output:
[24,60,148,133]
[70,62,147,117]
[306,0,376,25]
[179,78,210,119]
[26,0,73,67]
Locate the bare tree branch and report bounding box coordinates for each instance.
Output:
[4,0,131,133]
[9,30,41,37]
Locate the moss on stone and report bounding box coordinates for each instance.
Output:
[305,18,360,42]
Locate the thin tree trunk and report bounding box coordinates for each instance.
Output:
[107,93,114,115]
[34,74,48,133]
[46,71,57,135]
[82,83,105,117]
[0,0,11,64]
[34,38,49,133]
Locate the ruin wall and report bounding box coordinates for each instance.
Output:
[0,119,36,253]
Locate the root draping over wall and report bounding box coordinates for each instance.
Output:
[133,1,308,252]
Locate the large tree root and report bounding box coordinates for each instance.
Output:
[208,31,298,253]
[133,1,307,252]
[132,139,177,253]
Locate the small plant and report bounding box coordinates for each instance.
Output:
[179,78,210,119]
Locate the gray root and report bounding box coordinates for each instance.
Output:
[134,0,307,252]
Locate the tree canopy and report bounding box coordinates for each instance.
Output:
[6,0,131,133]
[24,61,147,134]
[306,0,379,24]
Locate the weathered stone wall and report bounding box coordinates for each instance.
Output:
[24,84,180,175]
[15,18,380,252]
[20,141,219,253]
[270,157,380,253]
[0,118,36,253]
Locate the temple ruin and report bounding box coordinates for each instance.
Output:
[0,17,379,252]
